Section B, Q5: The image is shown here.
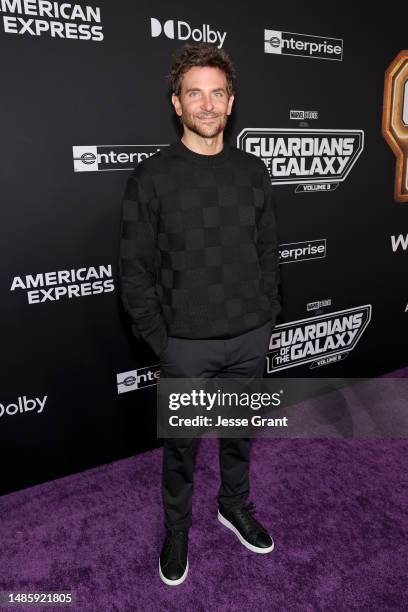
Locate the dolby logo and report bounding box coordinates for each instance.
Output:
[0,395,47,418]
[150,17,226,48]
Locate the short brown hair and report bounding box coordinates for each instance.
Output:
[168,42,236,97]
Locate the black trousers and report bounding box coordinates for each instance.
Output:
[159,319,273,532]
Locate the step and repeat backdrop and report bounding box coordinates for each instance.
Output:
[1,1,407,494]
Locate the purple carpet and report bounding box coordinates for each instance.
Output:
[1,368,407,611]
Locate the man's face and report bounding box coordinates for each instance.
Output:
[172,66,234,139]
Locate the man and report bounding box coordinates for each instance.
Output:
[118,42,281,586]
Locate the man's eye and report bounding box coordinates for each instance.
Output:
[189,91,198,96]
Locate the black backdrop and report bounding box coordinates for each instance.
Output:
[1,1,407,495]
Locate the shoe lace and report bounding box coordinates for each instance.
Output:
[164,530,187,563]
[235,501,265,535]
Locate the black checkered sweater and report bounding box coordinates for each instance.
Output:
[118,139,281,357]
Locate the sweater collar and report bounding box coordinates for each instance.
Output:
[173,138,230,165]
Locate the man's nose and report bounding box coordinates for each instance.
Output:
[200,94,215,111]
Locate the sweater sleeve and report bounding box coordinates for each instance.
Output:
[256,164,282,318]
[118,165,168,357]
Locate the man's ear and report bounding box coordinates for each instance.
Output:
[227,94,235,116]
[171,92,181,117]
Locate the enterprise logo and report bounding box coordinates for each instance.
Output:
[72,145,168,172]
[279,239,326,263]
[264,29,343,61]
[117,365,161,394]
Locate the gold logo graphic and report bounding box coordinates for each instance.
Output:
[382,50,408,202]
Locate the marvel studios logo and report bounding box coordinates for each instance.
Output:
[264,29,343,61]
[290,110,319,120]
[307,299,332,311]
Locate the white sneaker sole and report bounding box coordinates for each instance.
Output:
[159,558,189,586]
[218,510,274,554]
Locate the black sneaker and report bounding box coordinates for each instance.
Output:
[159,529,189,586]
[218,500,274,553]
